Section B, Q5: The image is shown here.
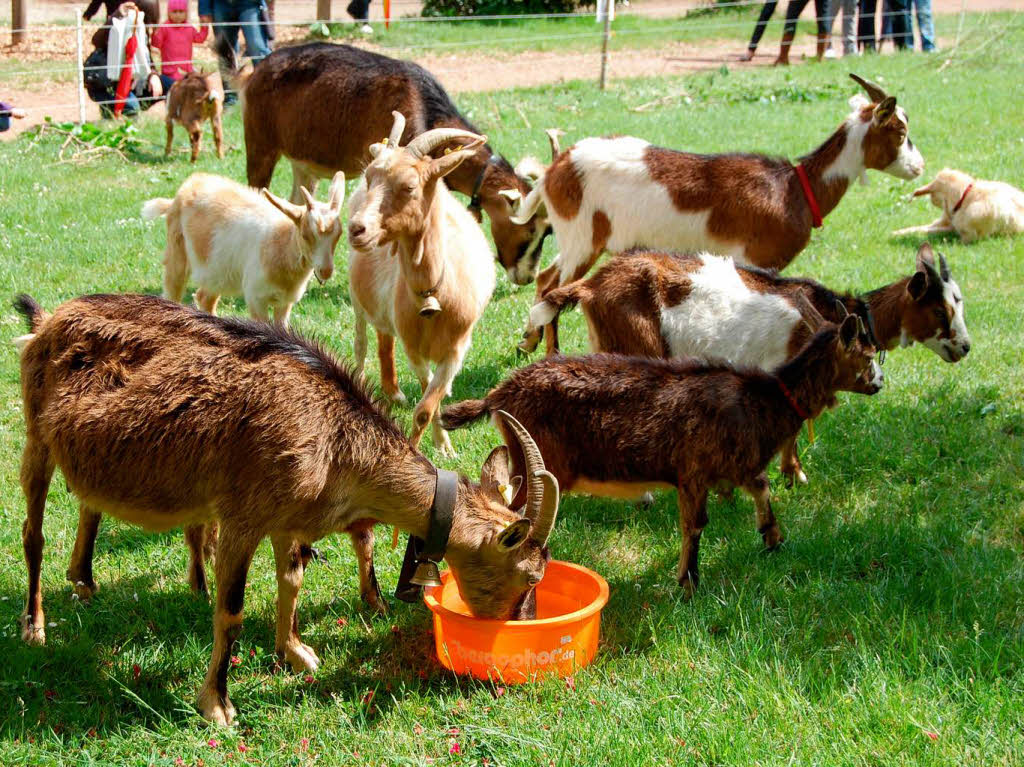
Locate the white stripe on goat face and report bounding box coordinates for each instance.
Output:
[659,253,801,370]
[922,276,971,362]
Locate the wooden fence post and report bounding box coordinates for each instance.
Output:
[13,0,28,45]
[316,0,330,21]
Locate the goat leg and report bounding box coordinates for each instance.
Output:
[675,479,709,598]
[197,526,258,725]
[185,523,211,597]
[779,434,807,487]
[349,524,386,614]
[164,118,174,157]
[271,535,320,672]
[212,112,224,160]
[189,130,201,163]
[66,504,102,600]
[744,472,784,550]
[376,331,407,404]
[892,217,954,237]
[20,438,54,645]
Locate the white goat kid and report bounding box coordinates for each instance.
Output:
[142,171,346,326]
[347,112,496,456]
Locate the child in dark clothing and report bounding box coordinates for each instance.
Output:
[1,101,28,132]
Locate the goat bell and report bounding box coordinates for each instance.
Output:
[410,559,443,588]
[419,296,442,317]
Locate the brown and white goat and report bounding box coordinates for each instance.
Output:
[530,242,968,484]
[143,171,345,326]
[164,70,225,163]
[443,313,880,593]
[509,74,925,355]
[240,42,550,285]
[347,112,496,456]
[14,293,558,725]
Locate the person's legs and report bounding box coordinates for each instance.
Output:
[858,0,876,50]
[889,0,911,49]
[346,0,370,21]
[213,4,242,103]
[777,0,810,65]
[814,0,829,58]
[913,0,935,51]
[841,0,857,54]
[238,2,271,63]
[743,1,780,58]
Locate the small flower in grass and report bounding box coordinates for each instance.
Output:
[174,758,185,766]
[304,674,315,684]
[413,723,424,735]
[249,648,256,658]
[361,690,375,706]
[298,737,310,751]
[925,731,939,741]
[132,664,141,681]
[230,655,241,667]
[44,689,57,701]
[336,617,348,628]
[207,738,219,749]
[494,686,506,698]
[564,676,576,691]
[237,742,248,753]
[448,741,461,756]
[447,727,460,736]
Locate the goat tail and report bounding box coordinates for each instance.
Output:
[141,198,174,221]
[12,294,49,354]
[214,35,253,99]
[441,399,490,431]
[528,281,588,329]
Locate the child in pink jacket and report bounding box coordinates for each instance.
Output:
[151,0,209,95]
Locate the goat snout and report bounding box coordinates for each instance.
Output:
[316,266,334,283]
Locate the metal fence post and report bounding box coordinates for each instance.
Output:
[76,6,86,124]
[316,0,330,21]
[598,0,613,90]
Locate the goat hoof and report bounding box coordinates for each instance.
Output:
[635,491,655,509]
[677,573,699,599]
[72,579,99,601]
[283,642,320,673]
[796,470,808,486]
[762,528,784,550]
[198,687,236,726]
[21,617,46,646]
[387,390,408,406]
[361,591,389,615]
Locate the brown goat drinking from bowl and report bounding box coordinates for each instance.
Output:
[13,293,558,725]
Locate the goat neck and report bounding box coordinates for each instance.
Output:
[861,278,912,351]
[347,449,437,540]
[773,330,844,422]
[394,187,447,301]
[794,126,853,223]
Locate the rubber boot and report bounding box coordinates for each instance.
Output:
[775,31,794,66]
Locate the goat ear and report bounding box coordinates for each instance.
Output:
[510,187,544,226]
[915,242,941,287]
[496,518,532,552]
[873,96,897,125]
[428,148,476,182]
[839,315,858,348]
[327,172,346,212]
[261,188,304,224]
[907,270,929,301]
[480,445,511,503]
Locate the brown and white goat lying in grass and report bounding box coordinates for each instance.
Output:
[165,70,224,163]
[894,168,1024,243]
[347,112,496,456]
[508,74,925,355]
[443,309,880,593]
[529,242,968,485]
[14,293,558,725]
[142,171,345,326]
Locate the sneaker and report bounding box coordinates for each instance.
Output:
[823,46,838,59]
[360,23,373,34]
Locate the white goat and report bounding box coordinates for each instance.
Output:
[347,112,495,456]
[142,171,346,326]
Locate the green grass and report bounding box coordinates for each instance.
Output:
[1,14,1023,766]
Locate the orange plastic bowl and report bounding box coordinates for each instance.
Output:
[423,560,609,684]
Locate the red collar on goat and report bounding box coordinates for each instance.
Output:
[776,376,811,420]
[952,183,973,214]
[795,163,823,229]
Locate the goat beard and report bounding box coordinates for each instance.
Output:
[512,587,538,620]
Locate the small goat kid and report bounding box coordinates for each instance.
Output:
[894,167,1024,243]
[165,70,225,163]
[142,171,345,326]
[443,311,880,592]
[530,242,967,484]
[509,74,924,355]
[14,293,558,725]
[347,112,496,456]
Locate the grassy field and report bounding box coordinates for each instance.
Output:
[1,16,1023,766]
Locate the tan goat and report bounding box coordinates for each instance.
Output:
[347,112,496,457]
[14,293,559,725]
[164,70,225,163]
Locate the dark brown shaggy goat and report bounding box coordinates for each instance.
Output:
[164,70,225,163]
[14,293,558,725]
[239,42,550,284]
[443,316,879,593]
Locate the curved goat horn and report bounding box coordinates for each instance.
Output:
[849,73,889,103]
[388,111,406,148]
[529,470,559,547]
[496,410,547,530]
[793,292,827,331]
[406,128,486,160]
[545,128,565,161]
[938,252,951,282]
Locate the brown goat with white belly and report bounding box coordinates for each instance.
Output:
[529,243,969,485]
[443,313,880,593]
[14,293,558,725]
